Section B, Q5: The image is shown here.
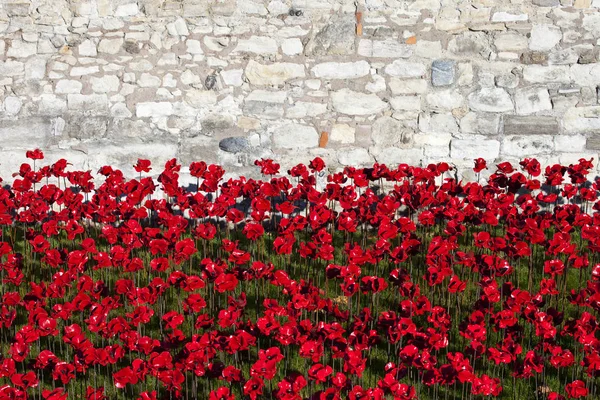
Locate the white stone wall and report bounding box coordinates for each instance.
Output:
[1,0,600,180]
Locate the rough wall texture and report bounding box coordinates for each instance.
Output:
[1,0,600,180]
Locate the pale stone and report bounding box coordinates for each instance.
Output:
[338,148,374,166]
[372,116,414,147]
[390,78,428,95]
[167,18,189,36]
[186,40,204,54]
[384,61,427,78]
[460,112,501,135]
[273,123,319,148]
[366,75,386,93]
[78,39,97,56]
[129,59,153,71]
[70,66,100,76]
[7,41,37,58]
[25,58,46,80]
[234,36,278,54]
[0,61,24,76]
[180,70,201,85]
[56,80,83,94]
[514,87,552,115]
[529,25,562,51]
[358,39,413,58]
[451,137,500,159]
[110,103,132,118]
[419,113,458,134]
[468,88,514,113]
[426,89,464,110]
[564,106,600,133]
[312,61,370,80]
[495,33,528,52]
[373,147,423,166]
[286,101,328,118]
[162,74,177,88]
[115,3,139,16]
[570,64,600,87]
[245,60,305,86]
[330,124,355,144]
[331,89,388,115]
[138,73,161,87]
[282,38,303,56]
[186,90,218,107]
[136,102,174,117]
[523,66,571,83]
[221,69,244,86]
[39,95,68,116]
[98,38,123,54]
[3,96,22,115]
[204,37,228,52]
[304,14,355,56]
[390,96,421,111]
[492,12,528,22]
[503,135,554,157]
[90,75,120,93]
[68,94,109,114]
[504,116,559,136]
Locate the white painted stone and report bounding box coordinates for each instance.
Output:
[529,25,562,51]
[56,80,83,94]
[330,124,355,144]
[468,88,513,113]
[90,75,120,93]
[514,87,552,115]
[312,61,370,79]
[136,102,174,118]
[245,60,305,86]
[338,148,373,166]
[282,38,303,56]
[331,89,388,115]
[384,61,427,78]
[273,123,319,148]
[234,36,278,54]
[451,137,500,159]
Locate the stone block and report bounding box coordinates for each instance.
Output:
[503,116,559,136]
[431,60,455,86]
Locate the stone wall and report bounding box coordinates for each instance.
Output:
[1,0,600,180]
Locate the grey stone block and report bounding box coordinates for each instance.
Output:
[431,60,455,87]
[503,115,560,136]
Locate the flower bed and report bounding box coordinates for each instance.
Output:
[0,151,598,400]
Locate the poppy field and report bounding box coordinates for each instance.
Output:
[1,151,600,400]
